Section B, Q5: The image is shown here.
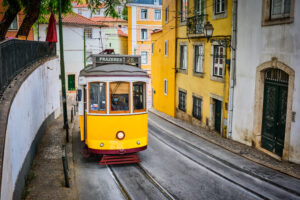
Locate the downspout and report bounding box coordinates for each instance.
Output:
[227,0,237,138]
[174,0,178,117]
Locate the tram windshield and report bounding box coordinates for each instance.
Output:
[110,82,130,112]
[133,82,145,111]
[90,82,106,112]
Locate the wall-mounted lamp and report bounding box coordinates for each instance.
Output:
[204,21,214,42]
[204,21,231,48]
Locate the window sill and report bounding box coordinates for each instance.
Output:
[211,75,224,83]
[193,72,204,78]
[212,11,227,20]
[262,17,294,26]
[178,69,188,74]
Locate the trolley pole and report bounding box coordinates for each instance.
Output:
[58,0,69,142]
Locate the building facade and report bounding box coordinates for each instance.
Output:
[127,0,163,107]
[175,0,232,136]
[151,0,176,117]
[231,0,300,163]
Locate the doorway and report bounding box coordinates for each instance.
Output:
[214,99,222,133]
[261,69,288,157]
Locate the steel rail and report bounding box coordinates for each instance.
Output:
[148,116,300,197]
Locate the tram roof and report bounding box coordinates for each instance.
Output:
[79,64,149,77]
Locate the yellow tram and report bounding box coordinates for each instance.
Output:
[77,55,149,164]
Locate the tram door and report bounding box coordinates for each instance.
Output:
[261,69,288,157]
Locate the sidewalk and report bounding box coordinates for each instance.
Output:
[24,94,78,200]
[149,108,300,179]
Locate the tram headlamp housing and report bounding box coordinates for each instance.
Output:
[116,131,125,140]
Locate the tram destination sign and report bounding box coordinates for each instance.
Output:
[93,55,141,68]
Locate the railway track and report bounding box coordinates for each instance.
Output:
[148,118,300,200]
[107,164,176,200]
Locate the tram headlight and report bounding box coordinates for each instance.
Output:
[116,131,125,140]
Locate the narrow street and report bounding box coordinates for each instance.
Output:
[72,112,300,200]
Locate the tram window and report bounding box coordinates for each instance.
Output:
[89,82,106,112]
[110,82,130,112]
[133,82,145,111]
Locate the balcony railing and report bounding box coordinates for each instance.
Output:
[0,39,56,95]
[187,14,207,36]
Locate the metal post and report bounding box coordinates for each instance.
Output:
[71,107,73,123]
[58,0,69,142]
[84,30,86,67]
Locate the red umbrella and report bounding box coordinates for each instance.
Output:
[46,13,57,43]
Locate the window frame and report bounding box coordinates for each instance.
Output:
[8,17,18,30]
[133,82,147,113]
[165,6,169,23]
[152,42,154,55]
[89,82,107,114]
[192,96,202,121]
[164,79,168,95]
[155,9,161,20]
[194,44,204,74]
[141,51,148,64]
[84,28,93,39]
[141,9,148,19]
[165,40,168,57]
[141,28,148,40]
[180,0,188,23]
[178,90,186,112]
[212,45,225,78]
[109,82,131,114]
[179,45,187,70]
[271,0,291,19]
[262,0,294,26]
[214,0,225,15]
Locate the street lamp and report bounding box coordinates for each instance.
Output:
[204,21,214,42]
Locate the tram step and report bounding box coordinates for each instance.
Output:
[99,153,140,165]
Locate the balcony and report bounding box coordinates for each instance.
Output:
[187,14,207,37]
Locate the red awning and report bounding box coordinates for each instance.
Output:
[46,13,57,43]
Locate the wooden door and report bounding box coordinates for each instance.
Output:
[214,99,221,133]
[261,69,288,157]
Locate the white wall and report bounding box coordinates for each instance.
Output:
[232,0,300,163]
[1,58,61,200]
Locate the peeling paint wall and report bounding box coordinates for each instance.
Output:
[1,58,61,200]
[232,0,300,163]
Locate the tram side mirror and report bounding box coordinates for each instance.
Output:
[76,89,82,101]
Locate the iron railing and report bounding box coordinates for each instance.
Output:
[0,39,56,95]
[187,14,207,36]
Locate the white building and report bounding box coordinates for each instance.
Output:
[231,0,300,163]
[36,13,107,91]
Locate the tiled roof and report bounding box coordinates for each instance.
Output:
[117,29,128,37]
[61,13,107,27]
[73,3,105,8]
[90,16,127,23]
[151,29,162,34]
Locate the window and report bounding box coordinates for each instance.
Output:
[110,82,130,113]
[90,82,106,112]
[179,91,186,111]
[180,0,188,22]
[84,28,92,39]
[141,51,148,64]
[154,0,159,5]
[165,40,168,56]
[133,82,146,112]
[155,10,161,20]
[141,29,148,40]
[68,74,76,91]
[165,6,169,23]
[194,45,204,73]
[8,17,18,30]
[271,0,291,19]
[213,45,225,77]
[193,96,202,120]
[179,45,187,70]
[214,0,225,14]
[141,9,148,19]
[164,79,168,95]
[78,8,83,15]
[195,0,205,15]
[152,42,154,54]
[262,0,294,25]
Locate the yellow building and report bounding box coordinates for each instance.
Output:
[151,0,176,117]
[175,0,232,136]
[127,0,162,106]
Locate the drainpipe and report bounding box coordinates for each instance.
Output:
[227,0,237,138]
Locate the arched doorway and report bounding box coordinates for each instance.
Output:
[253,57,294,160]
[261,69,288,157]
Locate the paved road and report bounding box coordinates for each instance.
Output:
[73,113,300,200]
